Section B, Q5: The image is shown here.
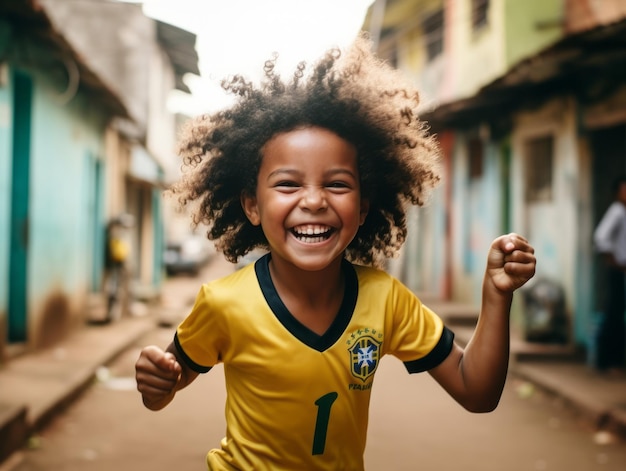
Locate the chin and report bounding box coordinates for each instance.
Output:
[290,254,344,272]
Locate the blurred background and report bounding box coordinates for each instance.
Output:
[1,0,626,468]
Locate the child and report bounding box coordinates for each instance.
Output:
[135,33,536,470]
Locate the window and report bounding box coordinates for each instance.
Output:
[524,136,554,202]
[468,138,484,180]
[471,0,489,31]
[422,9,444,61]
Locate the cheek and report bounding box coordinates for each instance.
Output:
[256,194,292,223]
[338,198,366,227]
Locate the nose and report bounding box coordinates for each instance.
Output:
[299,185,327,212]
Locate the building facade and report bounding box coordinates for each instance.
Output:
[366,0,626,352]
[0,0,199,361]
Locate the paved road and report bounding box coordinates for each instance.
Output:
[6,259,626,471]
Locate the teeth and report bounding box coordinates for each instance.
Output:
[292,225,332,243]
[293,225,330,235]
[297,235,326,243]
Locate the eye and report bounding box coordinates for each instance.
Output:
[326,181,352,192]
[273,180,300,192]
[275,180,299,187]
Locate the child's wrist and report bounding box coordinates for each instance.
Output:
[483,275,514,299]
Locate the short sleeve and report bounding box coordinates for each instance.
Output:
[175,283,228,372]
[403,326,454,373]
[383,278,454,373]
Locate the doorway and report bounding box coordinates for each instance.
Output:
[8,70,33,342]
[590,124,626,313]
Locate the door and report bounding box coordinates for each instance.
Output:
[8,70,32,342]
[590,124,626,312]
[87,154,105,291]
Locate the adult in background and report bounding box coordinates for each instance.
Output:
[104,213,134,322]
[593,175,626,375]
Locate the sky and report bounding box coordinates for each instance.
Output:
[131,0,376,115]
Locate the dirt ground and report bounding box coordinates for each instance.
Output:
[6,257,626,470]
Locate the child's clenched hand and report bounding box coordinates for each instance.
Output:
[486,233,536,293]
[135,346,182,410]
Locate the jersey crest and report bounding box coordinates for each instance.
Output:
[348,334,381,381]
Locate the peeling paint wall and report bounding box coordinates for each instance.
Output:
[510,98,581,341]
[0,63,110,353]
[27,70,108,348]
[449,132,507,304]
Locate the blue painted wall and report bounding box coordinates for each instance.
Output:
[0,68,13,320]
[453,135,507,304]
[28,74,107,302]
[1,63,110,348]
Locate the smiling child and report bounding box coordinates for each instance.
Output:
[135,33,536,471]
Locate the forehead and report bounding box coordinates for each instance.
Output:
[261,127,358,170]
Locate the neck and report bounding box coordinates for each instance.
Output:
[268,256,344,304]
[268,256,347,335]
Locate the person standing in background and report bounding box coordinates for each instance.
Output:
[104,214,134,322]
[593,176,626,375]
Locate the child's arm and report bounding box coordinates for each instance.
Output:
[135,342,199,411]
[428,233,536,413]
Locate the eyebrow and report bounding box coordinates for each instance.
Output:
[267,168,358,179]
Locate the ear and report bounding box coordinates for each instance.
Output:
[241,192,261,226]
[359,198,369,226]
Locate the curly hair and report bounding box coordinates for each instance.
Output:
[173,32,441,267]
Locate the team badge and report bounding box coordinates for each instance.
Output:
[349,335,381,381]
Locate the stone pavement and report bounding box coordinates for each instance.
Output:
[1,261,625,465]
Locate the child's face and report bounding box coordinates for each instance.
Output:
[242,126,369,272]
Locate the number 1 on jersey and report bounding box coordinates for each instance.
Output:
[312,392,338,455]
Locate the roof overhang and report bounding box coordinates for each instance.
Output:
[129,144,165,187]
[156,20,200,94]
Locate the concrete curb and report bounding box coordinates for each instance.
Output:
[512,362,626,439]
[30,316,153,431]
[0,316,155,464]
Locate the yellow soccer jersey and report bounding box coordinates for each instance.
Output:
[175,254,454,471]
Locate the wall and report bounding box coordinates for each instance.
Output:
[0,63,13,351]
[26,69,108,347]
[146,46,178,181]
[41,0,184,298]
[450,132,508,304]
[504,0,563,67]
[41,0,151,134]
[445,0,507,101]
[510,98,580,340]
[391,0,564,107]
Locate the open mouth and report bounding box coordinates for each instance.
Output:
[291,224,334,244]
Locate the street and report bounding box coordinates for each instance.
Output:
[4,6,626,471]
[6,258,626,471]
